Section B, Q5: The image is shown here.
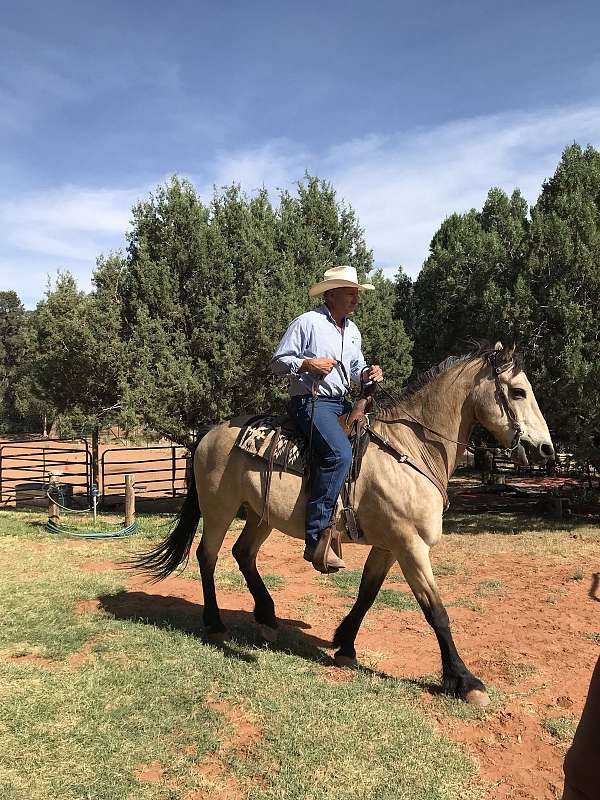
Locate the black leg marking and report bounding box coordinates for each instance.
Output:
[333,547,395,662]
[196,540,226,634]
[422,602,487,700]
[232,521,277,630]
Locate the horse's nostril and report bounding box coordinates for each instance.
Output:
[539,442,555,459]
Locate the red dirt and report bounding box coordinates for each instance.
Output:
[134,761,164,783]
[77,527,600,800]
[184,695,261,800]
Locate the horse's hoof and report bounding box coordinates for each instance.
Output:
[258,624,278,643]
[205,629,229,644]
[334,652,358,669]
[464,688,490,707]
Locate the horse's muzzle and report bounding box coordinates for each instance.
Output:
[517,438,555,466]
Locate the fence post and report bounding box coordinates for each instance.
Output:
[92,425,100,491]
[48,479,60,527]
[172,446,176,497]
[125,474,135,527]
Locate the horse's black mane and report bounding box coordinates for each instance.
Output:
[378,341,521,411]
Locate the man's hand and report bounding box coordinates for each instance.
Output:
[301,357,337,378]
[363,365,384,383]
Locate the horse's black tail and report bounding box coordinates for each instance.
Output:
[126,435,204,582]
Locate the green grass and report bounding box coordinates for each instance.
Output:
[474,579,503,598]
[443,510,600,539]
[584,632,600,645]
[216,570,285,592]
[0,509,481,800]
[432,562,459,577]
[415,675,504,721]
[543,716,578,742]
[321,568,363,595]
[375,589,419,611]
[323,571,420,611]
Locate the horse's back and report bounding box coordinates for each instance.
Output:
[194,414,305,538]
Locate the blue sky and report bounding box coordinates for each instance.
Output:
[2,0,600,307]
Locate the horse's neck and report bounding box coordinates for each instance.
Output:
[385,361,478,484]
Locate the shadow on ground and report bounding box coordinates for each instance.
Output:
[98,589,338,666]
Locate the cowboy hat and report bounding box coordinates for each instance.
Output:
[308,265,375,297]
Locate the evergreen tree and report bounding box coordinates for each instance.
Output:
[31,271,125,436]
[0,291,38,432]
[91,175,412,445]
[410,187,529,371]
[524,144,600,452]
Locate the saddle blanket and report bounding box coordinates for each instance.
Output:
[235,415,306,476]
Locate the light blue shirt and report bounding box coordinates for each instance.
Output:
[270,305,368,397]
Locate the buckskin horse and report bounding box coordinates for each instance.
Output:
[132,342,554,705]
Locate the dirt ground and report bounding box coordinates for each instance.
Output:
[80,519,600,800]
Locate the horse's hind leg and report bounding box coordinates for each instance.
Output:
[396,536,489,706]
[232,510,277,639]
[333,546,396,667]
[196,505,237,640]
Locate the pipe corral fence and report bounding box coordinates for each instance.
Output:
[101,445,190,508]
[0,438,191,509]
[0,439,91,507]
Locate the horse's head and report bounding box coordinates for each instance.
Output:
[472,342,554,466]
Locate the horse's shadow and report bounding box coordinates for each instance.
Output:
[98,589,339,667]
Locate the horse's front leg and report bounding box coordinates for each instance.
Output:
[397,535,490,706]
[333,546,396,667]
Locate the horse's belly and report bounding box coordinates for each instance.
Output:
[242,462,306,540]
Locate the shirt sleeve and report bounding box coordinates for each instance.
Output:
[270,318,306,376]
[350,330,368,385]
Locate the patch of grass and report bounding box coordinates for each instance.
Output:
[501,659,538,683]
[215,570,285,592]
[567,569,584,582]
[415,673,504,720]
[433,562,459,577]
[446,596,481,611]
[324,572,419,611]
[543,715,578,742]
[544,588,567,604]
[0,510,482,800]
[322,569,364,597]
[443,509,597,537]
[475,579,503,597]
[584,632,600,645]
[374,589,419,611]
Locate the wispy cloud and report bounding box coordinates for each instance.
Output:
[2,102,600,307]
[210,103,600,276]
[0,186,144,305]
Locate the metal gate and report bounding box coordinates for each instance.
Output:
[101,445,190,501]
[0,439,92,507]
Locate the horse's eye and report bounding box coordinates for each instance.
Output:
[510,387,527,399]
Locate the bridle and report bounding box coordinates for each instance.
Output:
[375,351,523,454]
[487,350,523,452]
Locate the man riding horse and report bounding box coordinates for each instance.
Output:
[270,265,383,574]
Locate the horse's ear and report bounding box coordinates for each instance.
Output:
[505,343,516,360]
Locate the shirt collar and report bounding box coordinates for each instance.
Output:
[319,304,347,328]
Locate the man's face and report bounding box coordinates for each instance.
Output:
[328,287,359,318]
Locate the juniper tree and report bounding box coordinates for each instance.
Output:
[524,144,600,452]
[410,187,530,371]
[0,291,38,432]
[91,175,412,445]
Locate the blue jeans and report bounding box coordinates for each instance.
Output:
[289,395,352,547]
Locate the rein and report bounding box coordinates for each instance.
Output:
[374,352,523,454]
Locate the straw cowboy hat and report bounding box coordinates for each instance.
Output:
[308,265,375,297]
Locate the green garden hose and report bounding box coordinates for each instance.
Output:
[45,518,140,539]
